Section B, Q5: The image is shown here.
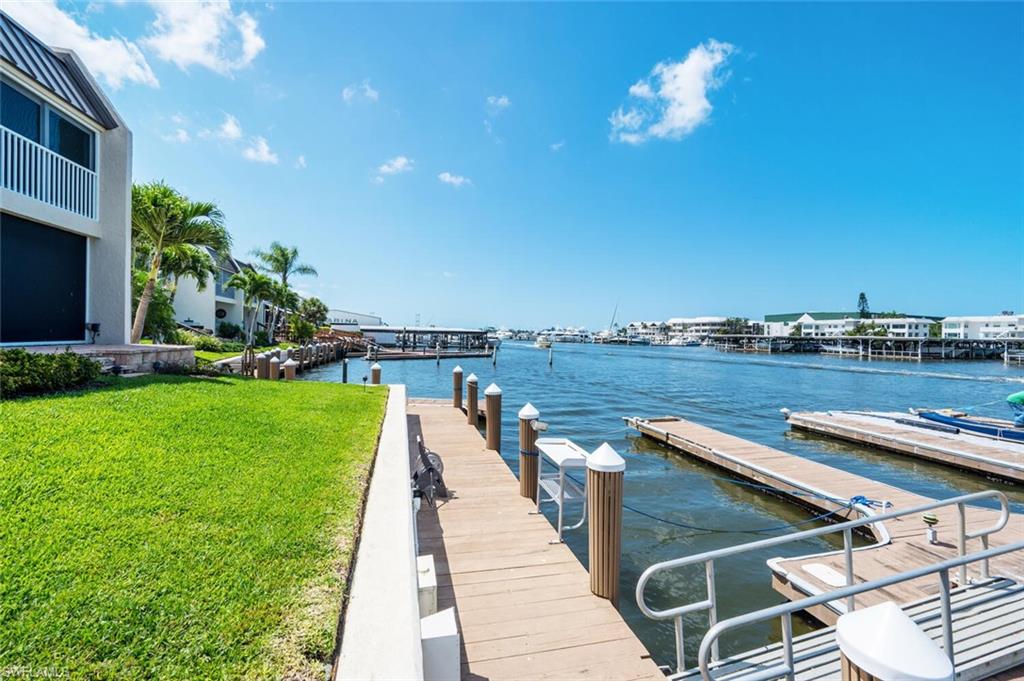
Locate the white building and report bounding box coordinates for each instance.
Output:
[801,316,936,338]
[666,316,729,337]
[172,249,261,336]
[625,321,666,341]
[941,314,1022,340]
[1,11,132,345]
[329,309,383,333]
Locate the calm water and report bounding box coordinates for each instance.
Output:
[303,343,1023,667]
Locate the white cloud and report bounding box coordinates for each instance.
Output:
[342,79,379,103]
[294,155,307,169]
[3,0,158,88]
[438,172,471,188]
[610,39,736,144]
[550,140,565,152]
[216,113,242,140]
[143,1,266,76]
[486,94,510,113]
[170,113,186,125]
[378,156,414,175]
[242,136,278,164]
[162,128,191,143]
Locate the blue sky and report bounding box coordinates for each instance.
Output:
[10,1,1023,328]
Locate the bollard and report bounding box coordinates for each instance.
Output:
[587,443,625,605]
[484,383,502,451]
[370,362,382,385]
[272,348,281,360]
[256,352,270,380]
[268,356,280,380]
[466,374,479,426]
[283,358,298,380]
[452,365,463,409]
[518,403,540,500]
[548,346,553,367]
[283,347,292,362]
[342,358,349,383]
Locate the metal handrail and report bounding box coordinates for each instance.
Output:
[697,540,1024,681]
[635,490,1011,673]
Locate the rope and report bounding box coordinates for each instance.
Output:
[561,470,885,537]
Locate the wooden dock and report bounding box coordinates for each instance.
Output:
[410,399,662,681]
[785,410,1024,484]
[625,416,1024,625]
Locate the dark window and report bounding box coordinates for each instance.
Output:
[48,111,92,170]
[1,212,87,343]
[1,81,41,142]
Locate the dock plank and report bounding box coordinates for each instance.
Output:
[411,400,662,680]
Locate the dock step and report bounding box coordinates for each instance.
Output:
[671,579,1024,681]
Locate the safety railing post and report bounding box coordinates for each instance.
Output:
[782,614,795,680]
[843,527,855,611]
[957,503,967,585]
[939,570,954,662]
[705,561,719,661]
[674,616,685,674]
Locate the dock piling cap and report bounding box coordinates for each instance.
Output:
[370,362,382,370]
[484,383,502,396]
[453,365,463,374]
[837,601,953,681]
[518,402,540,420]
[466,373,478,383]
[283,359,298,367]
[587,442,625,472]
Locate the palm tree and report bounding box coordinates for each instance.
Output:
[160,245,217,303]
[265,281,299,343]
[227,269,275,344]
[252,241,317,288]
[130,182,229,343]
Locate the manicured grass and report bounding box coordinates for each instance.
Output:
[0,375,387,679]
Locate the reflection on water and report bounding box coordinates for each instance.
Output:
[303,343,1023,665]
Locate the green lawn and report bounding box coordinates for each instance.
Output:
[0,376,387,680]
[193,344,296,363]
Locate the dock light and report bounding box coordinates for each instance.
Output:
[531,420,549,432]
[362,375,367,391]
[85,322,100,343]
[923,512,939,544]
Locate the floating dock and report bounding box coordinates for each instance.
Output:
[785,410,1024,484]
[411,399,661,680]
[624,416,1024,623]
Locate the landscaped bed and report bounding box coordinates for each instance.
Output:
[0,375,387,679]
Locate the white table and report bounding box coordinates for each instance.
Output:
[535,437,589,543]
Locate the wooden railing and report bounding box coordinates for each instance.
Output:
[0,126,98,220]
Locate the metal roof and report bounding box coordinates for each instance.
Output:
[361,326,486,334]
[0,10,116,128]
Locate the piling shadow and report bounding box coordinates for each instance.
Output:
[408,414,478,678]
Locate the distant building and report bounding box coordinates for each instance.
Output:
[1,11,132,345]
[666,316,729,337]
[329,309,383,332]
[941,314,1022,340]
[764,312,939,338]
[172,248,265,336]
[625,321,667,341]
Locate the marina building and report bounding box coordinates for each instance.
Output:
[625,321,667,341]
[0,11,132,345]
[940,313,1022,340]
[328,309,383,332]
[801,316,936,338]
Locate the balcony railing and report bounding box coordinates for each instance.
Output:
[1,126,98,220]
[215,278,237,299]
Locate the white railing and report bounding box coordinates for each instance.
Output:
[0,126,97,220]
[635,490,1012,674]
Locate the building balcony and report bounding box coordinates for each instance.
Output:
[1,125,97,221]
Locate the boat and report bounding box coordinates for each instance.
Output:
[915,410,1024,443]
[534,336,552,349]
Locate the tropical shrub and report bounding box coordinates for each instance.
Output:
[289,317,315,343]
[0,349,101,399]
[251,331,271,347]
[216,321,242,340]
[297,297,329,327]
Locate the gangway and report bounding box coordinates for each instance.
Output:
[636,492,1023,680]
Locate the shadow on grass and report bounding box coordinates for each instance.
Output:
[2,372,242,404]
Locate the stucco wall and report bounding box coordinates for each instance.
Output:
[173,275,217,330]
[89,124,132,345]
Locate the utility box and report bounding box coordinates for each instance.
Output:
[421,607,460,681]
[417,554,438,616]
